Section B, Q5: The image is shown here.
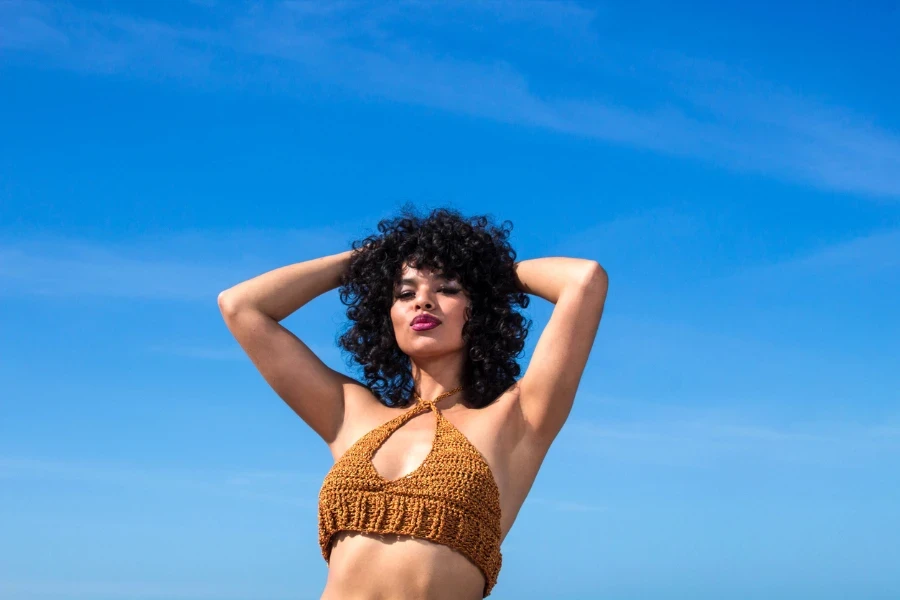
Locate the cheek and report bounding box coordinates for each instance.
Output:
[389,307,404,331]
[450,301,471,327]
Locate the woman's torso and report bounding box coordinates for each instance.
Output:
[319,384,549,599]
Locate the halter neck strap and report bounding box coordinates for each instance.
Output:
[412,385,463,408]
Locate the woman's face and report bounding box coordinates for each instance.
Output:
[390,263,470,359]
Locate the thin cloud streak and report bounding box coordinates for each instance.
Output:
[717,227,900,284]
[146,344,248,361]
[528,496,608,512]
[0,579,305,600]
[563,412,900,469]
[759,227,900,274]
[0,226,347,300]
[0,246,236,300]
[0,456,319,509]
[3,1,899,198]
[145,341,350,378]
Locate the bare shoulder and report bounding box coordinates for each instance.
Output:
[486,381,562,496]
[461,382,537,478]
[481,381,529,448]
[326,382,392,460]
[471,382,556,535]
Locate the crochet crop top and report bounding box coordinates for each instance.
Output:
[318,395,503,597]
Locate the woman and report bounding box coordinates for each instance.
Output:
[218,207,608,599]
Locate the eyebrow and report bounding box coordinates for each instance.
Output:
[397,275,456,286]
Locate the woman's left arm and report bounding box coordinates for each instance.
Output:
[513,257,609,446]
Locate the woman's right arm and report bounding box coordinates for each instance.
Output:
[217,249,365,445]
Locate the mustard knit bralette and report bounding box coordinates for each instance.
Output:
[317,395,503,597]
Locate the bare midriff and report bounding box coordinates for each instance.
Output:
[319,531,485,600]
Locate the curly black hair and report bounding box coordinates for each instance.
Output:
[337,205,532,409]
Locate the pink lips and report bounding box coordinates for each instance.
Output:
[411,314,441,331]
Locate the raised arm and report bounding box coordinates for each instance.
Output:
[513,257,608,447]
[217,249,369,445]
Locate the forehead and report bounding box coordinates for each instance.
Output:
[397,264,455,284]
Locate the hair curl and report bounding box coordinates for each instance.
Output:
[337,205,531,409]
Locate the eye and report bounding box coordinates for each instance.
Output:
[441,287,461,295]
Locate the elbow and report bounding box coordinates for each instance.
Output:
[578,263,608,311]
[217,290,240,317]
[580,261,608,293]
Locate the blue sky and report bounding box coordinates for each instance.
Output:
[1,1,899,598]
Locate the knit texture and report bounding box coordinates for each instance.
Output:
[318,397,503,597]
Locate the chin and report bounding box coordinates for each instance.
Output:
[406,342,466,357]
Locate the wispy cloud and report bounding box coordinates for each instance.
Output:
[788,228,900,272]
[0,226,348,300]
[547,206,704,278]
[0,579,307,600]
[0,456,319,508]
[145,340,349,374]
[146,343,248,361]
[528,496,608,512]
[728,227,900,281]
[3,1,898,198]
[561,402,900,469]
[658,54,900,198]
[718,229,900,288]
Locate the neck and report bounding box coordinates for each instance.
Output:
[410,352,466,407]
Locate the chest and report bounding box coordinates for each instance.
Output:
[330,396,542,540]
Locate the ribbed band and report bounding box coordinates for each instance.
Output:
[319,490,501,596]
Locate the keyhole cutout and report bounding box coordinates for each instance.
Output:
[370,408,439,482]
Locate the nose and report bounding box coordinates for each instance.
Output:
[415,290,434,310]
